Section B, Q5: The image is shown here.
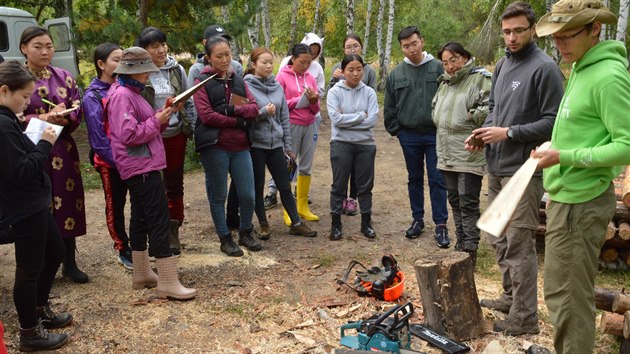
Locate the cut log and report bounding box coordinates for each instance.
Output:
[623,166,630,208]
[600,312,625,337]
[535,224,546,237]
[414,252,484,341]
[620,222,630,240]
[621,251,630,267]
[606,221,617,241]
[615,202,630,222]
[614,294,630,314]
[625,311,630,339]
[595,288,616,312]
[601,247,619,262]
[604,234,630,249]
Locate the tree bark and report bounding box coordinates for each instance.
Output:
[288,0,299,55]
[363,0,373,56]
[595,288,616,312]
[376,0,385,82]
[601,312,625,337]
[620,222,630,240]
[601,247,619,262]
[414,252,484,341]
[312,0,321,33]
[615,201,630,222]
[624,311,630,339]
[606,221,617,240]
[601,0,610,40]
[618,0,630,42]
[346,0,355,34]
[138,0,149,28]
[221,5,229,24]
[377,0,394,92]
[245,3,260,49]
[613,294,630,314]
[261,0,271,48]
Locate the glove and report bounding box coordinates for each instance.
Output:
[235,117,251,129]
[214,104,235,116]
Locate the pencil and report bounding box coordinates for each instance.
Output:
[41,98,57,107]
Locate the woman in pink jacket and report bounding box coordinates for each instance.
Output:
[106,47,195,300]
[275,43,320,222]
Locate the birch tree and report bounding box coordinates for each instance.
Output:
[376,0,385,83]
[313,0,321,33]
[245,3,260,49]
[378,0,394,92]
[346,0,355,34]
[261,0,271,48]
[617,0,629,42]
[221,5,229,24]
[288,0,299,54]
[600,0,610,40]
[363,0,373,55]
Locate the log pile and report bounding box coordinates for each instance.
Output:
[536,168,630,271]
[596,288,630,351]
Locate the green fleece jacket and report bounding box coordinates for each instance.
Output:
[544,41,630,203]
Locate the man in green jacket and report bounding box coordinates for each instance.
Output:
[535,1,630,353]
[384,26,449,248]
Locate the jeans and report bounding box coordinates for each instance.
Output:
[162,132,187,223]
[442,171,482,251]
[397,129,448,224]
[199,148,255,236]
[96,166,129,251]
[330,141,376,215]
[12,209,65,328]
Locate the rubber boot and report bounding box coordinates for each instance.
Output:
[360,213,376,239]
[36,303,73,329]
[131,250,158,289]
[283,208,292,226]
[218,233,244,257]
[330,214,343,241]
[169,219,181,256]
[238,228,262,251]
[156,256,197,300]
[296,175,319,221]
[62,238,89,283]
[19,322,68,352]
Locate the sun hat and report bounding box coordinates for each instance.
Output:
[113,47,159,75]
[536,0,617,36]
[204,25,232,41]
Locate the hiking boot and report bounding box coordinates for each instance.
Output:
[405,220,424,239]
[344,198,358,216]
[36,304,73,329]
[289,223,317,237]
[118,248,133,270]
[360,213,376,239]
[238,228,262,251]
[264,192,278,210]
[330,214,343,241]
[258,221,271,240]
[493,318,540,336]
[19,322,68,352]
[226,212,240,230]
[480,297,511,314]
[435,224,450,248]
[218,233,244,257]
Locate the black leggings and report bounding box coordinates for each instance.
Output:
[12,209,65,329]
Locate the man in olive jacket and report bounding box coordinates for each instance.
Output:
[384,25,449,248]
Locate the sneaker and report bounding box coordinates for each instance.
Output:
[264,193,278,210]
[344,198,358,216]
[118,249,133,270]
[435,224,450,248]
[405,220,425,239]
[289,223,318,237]
[493,318,540,336]
[480,298,511,314]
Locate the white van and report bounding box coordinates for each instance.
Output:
[0,6,79,77]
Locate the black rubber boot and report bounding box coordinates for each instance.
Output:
[19,322,68,352]
[330,214,343,241]
[169,219,181,256]
[62,238,89,283]
[360,213,376,239]
[238,228,262,251]
[218,233,244,257]
[36,303,73,329]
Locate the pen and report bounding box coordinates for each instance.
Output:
[41,98,57,107]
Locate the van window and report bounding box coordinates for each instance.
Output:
[0,22,8,52]
[48,23,70,51]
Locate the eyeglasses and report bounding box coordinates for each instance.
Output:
[552,26,588,44]
[442,55,461,66]
[344,44,361,51]
[502,26,532,36]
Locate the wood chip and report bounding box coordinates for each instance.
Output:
[286,331,316,346]
[291,319,316,329]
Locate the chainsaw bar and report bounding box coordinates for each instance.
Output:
[408,324,470,354]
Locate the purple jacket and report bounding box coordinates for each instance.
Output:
[106,81,167,180]
[83,78,115,167]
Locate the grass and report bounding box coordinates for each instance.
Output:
[81,163,102,190]
[315,253,337,268]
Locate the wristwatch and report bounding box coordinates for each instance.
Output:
[506,128,514,139]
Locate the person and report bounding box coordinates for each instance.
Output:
[534,1,630,352]
[244,47,317,238]
[136,27,197,256]
[464,1,564,336]
[275,43,321,223]
[265,33,325,209]
[326,54,378,240]
[106,47,196,300]
[20,26,89,283]
[432,42,491,263]
[383,26,449,247]
[0,60,72,352]
[83,43,133,269]
[192,36,261,257]
[187,24,243,232]
[328,33,377,217]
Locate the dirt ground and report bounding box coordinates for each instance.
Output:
[0,109,619,353]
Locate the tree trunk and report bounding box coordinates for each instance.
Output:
[414,252,484,341]
[606,221,617,241]
[346,0,355,34]
[619,222,630,240]
[613,294,630,314]
[261,0,271,48]
[615,201,630,222]
[617,0,629,42]
[288,0,299,55]
[245,3,260,49]
[601,312,625,337]
[376,0,385,83]
[221,5,229,24]
[363,0,373,56]
[377,0,394,92]
[470,0,503,64]
[312,0,321,33]
[595,288,616,312]
[601,0,610,40]
[138,0,149,28]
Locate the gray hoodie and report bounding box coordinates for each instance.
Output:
[326,80,379,145]
[243,73,292,151]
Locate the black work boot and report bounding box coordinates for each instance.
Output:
[360,213,376,239]
[238,228,262,251]
[62,238,89,283]
[37,303,73,329]
[19,322,68,352]
[330,214,343,241]
[218,233,244,257]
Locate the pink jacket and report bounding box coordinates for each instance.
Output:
[275,65,320,126]
[106,81,167,180]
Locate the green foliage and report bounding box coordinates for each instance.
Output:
[81,163,102,190]
[184,140,202,172]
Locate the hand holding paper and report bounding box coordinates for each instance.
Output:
[25,118,63,144]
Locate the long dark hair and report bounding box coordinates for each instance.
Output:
[287,43,311,66]
[93,43,121,78]
[0,61,35,91]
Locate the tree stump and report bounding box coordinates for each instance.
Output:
[414,252,483,341]
[600,312,624,337]
[595,288,616,312]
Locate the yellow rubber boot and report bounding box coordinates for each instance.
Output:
[283,208,292,226]
[296,175,319,221]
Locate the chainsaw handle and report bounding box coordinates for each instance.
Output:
[340,321,361,338]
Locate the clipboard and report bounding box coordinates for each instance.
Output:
[171,74,217,106]
[295,92,310,109]
[24,118,64,144]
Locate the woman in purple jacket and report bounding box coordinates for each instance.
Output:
[106,47,195,300]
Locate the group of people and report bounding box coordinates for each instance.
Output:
[1,0,629,352]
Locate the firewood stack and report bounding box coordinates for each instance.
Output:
[536,167,630,271]
[595,288,630,349]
